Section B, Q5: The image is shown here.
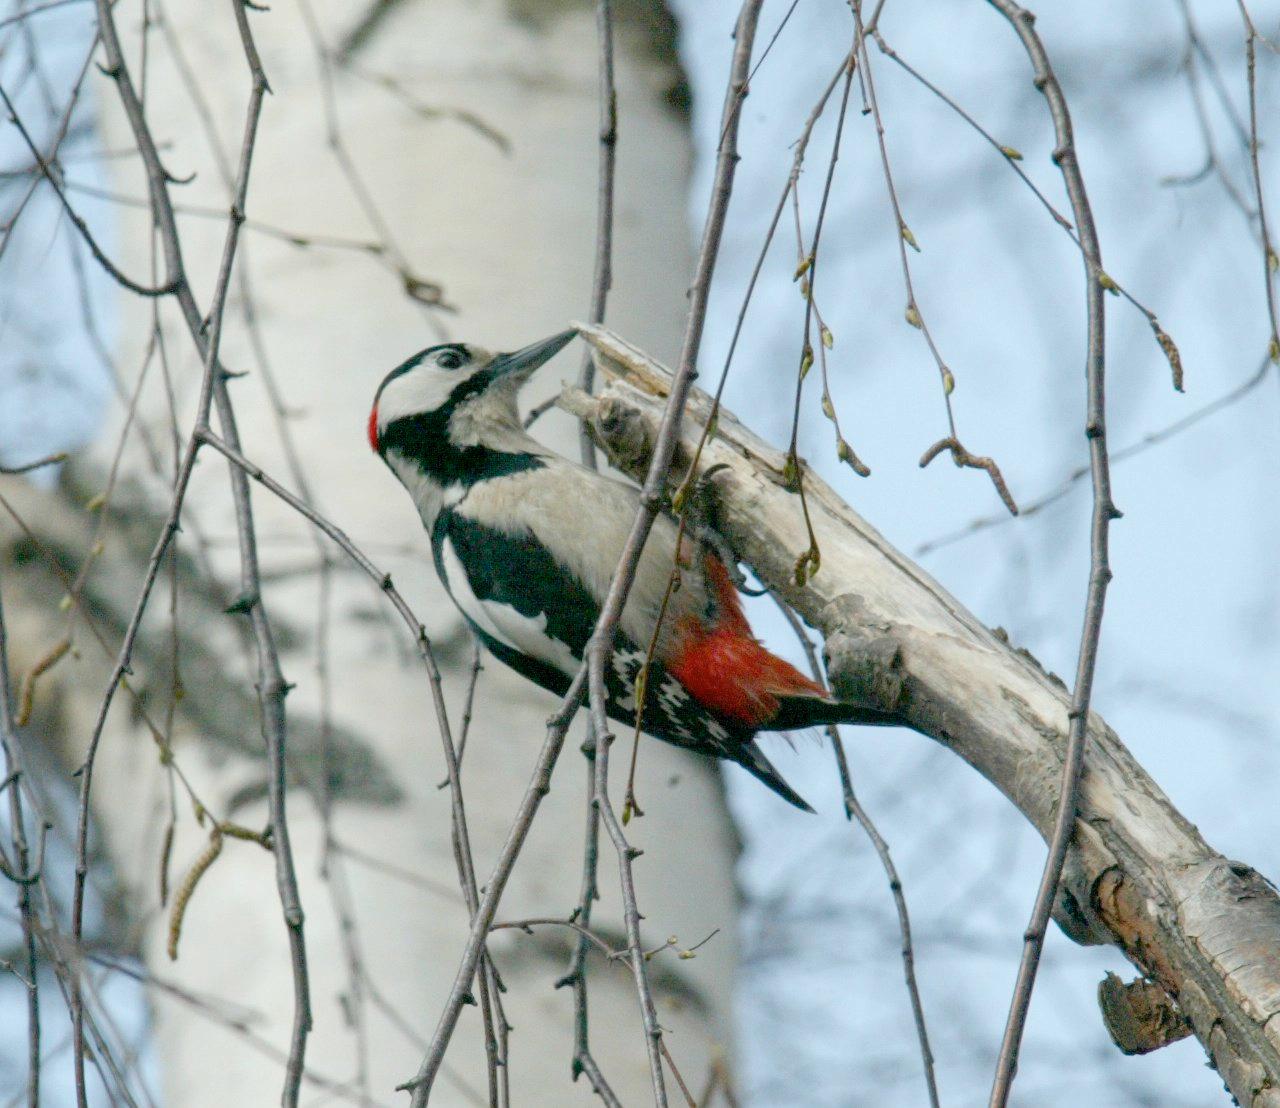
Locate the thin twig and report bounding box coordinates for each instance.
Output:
[914,354,1274,556]
[624,47,861,697]
[435,637,483,788]
[0,493,215,831]
[588,683,667,1105]
[849,1,1022,505]
[624,15,852,825]
[574,0,617,470]
[294,0,451,326]
[92,953,401,1106]
[0,39,97,265]
[0,588,41,1106]
[1165,10,1256,223]
[0,452,67,475]
[784,34,858,585]
[671,53,852,514]
[495,917,616,961]
[143,18,382,1094]
[74,1,317,1102]
[984,5,1115,1104]
[400,5,765,1101]
[63,176,387,254]
[0,82,178,297]
[399,663,587,1102]
[339,62,511,154]
[918,437,1018,516]
[871,28,1183,391]
[69,59,213,1108]
[499,916,702,1107]
[772,597,939,1108]
[0,0,88,31]
[201,7,320,1102]
[191,425,506,1101]
[556,727,622,1106]
[1237,3,1280,364]
[577,7,764,1103]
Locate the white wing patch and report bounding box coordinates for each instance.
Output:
[610,648,644,714]
[439,536,580,677]
[608,646,735,753]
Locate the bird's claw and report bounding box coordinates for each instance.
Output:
[680,465,753,592]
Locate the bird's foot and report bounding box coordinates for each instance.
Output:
[678,464,762,594]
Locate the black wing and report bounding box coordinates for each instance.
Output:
[432,509,812,810]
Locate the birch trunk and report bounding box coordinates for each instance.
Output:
[61,5,740,1101]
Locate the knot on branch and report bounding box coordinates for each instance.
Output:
[1053,836,1113,947]
[1098,973,1191,1056]
[819,595,907,716]
[1092,869,1179,992]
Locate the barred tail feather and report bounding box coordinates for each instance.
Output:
[733,740,815,813]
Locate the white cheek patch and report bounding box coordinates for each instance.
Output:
[439,537,581,677]
[377,366,467,427]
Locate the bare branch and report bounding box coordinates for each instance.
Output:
[870,27,1184,392]
[1238,5,1280,365]
[74,1,316,1101]
[0,82,178,298]
[401,6,765,1101]
[573,0,617,469]
[0,587,42,1108]
[555,729,623,1106]
[918,436,1018,516]
[0,452,67,475]
[559,8,621,1086]
[772,596,939,1108]
[915,354,1273,557]
[978,5,1116,1103]
[566,323,1280,1108]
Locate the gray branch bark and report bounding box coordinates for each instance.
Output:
[561,323,1280,1108]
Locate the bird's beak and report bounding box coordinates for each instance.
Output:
[488,329,577,384]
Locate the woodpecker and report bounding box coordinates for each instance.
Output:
[368,329,896,811]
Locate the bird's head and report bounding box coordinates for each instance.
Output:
[368,330,576,457]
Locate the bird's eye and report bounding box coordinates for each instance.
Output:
[437,350,465,370]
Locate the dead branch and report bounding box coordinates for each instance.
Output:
[562,323,1280,1108]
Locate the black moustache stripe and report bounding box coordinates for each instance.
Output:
[379,370,542,486]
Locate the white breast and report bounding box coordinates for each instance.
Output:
[456,461,710,653]
[386,451,461,533]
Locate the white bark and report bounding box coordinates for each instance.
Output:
[563,324,1280,1108]
[29,4,740,1102]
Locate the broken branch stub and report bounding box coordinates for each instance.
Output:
[558,323,1280,1107]
[1098,972,1193,1056]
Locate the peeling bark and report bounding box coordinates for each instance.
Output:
[560,324,1280,1107]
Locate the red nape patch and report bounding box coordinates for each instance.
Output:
[668,621,830,729]
[367,405,380,453]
